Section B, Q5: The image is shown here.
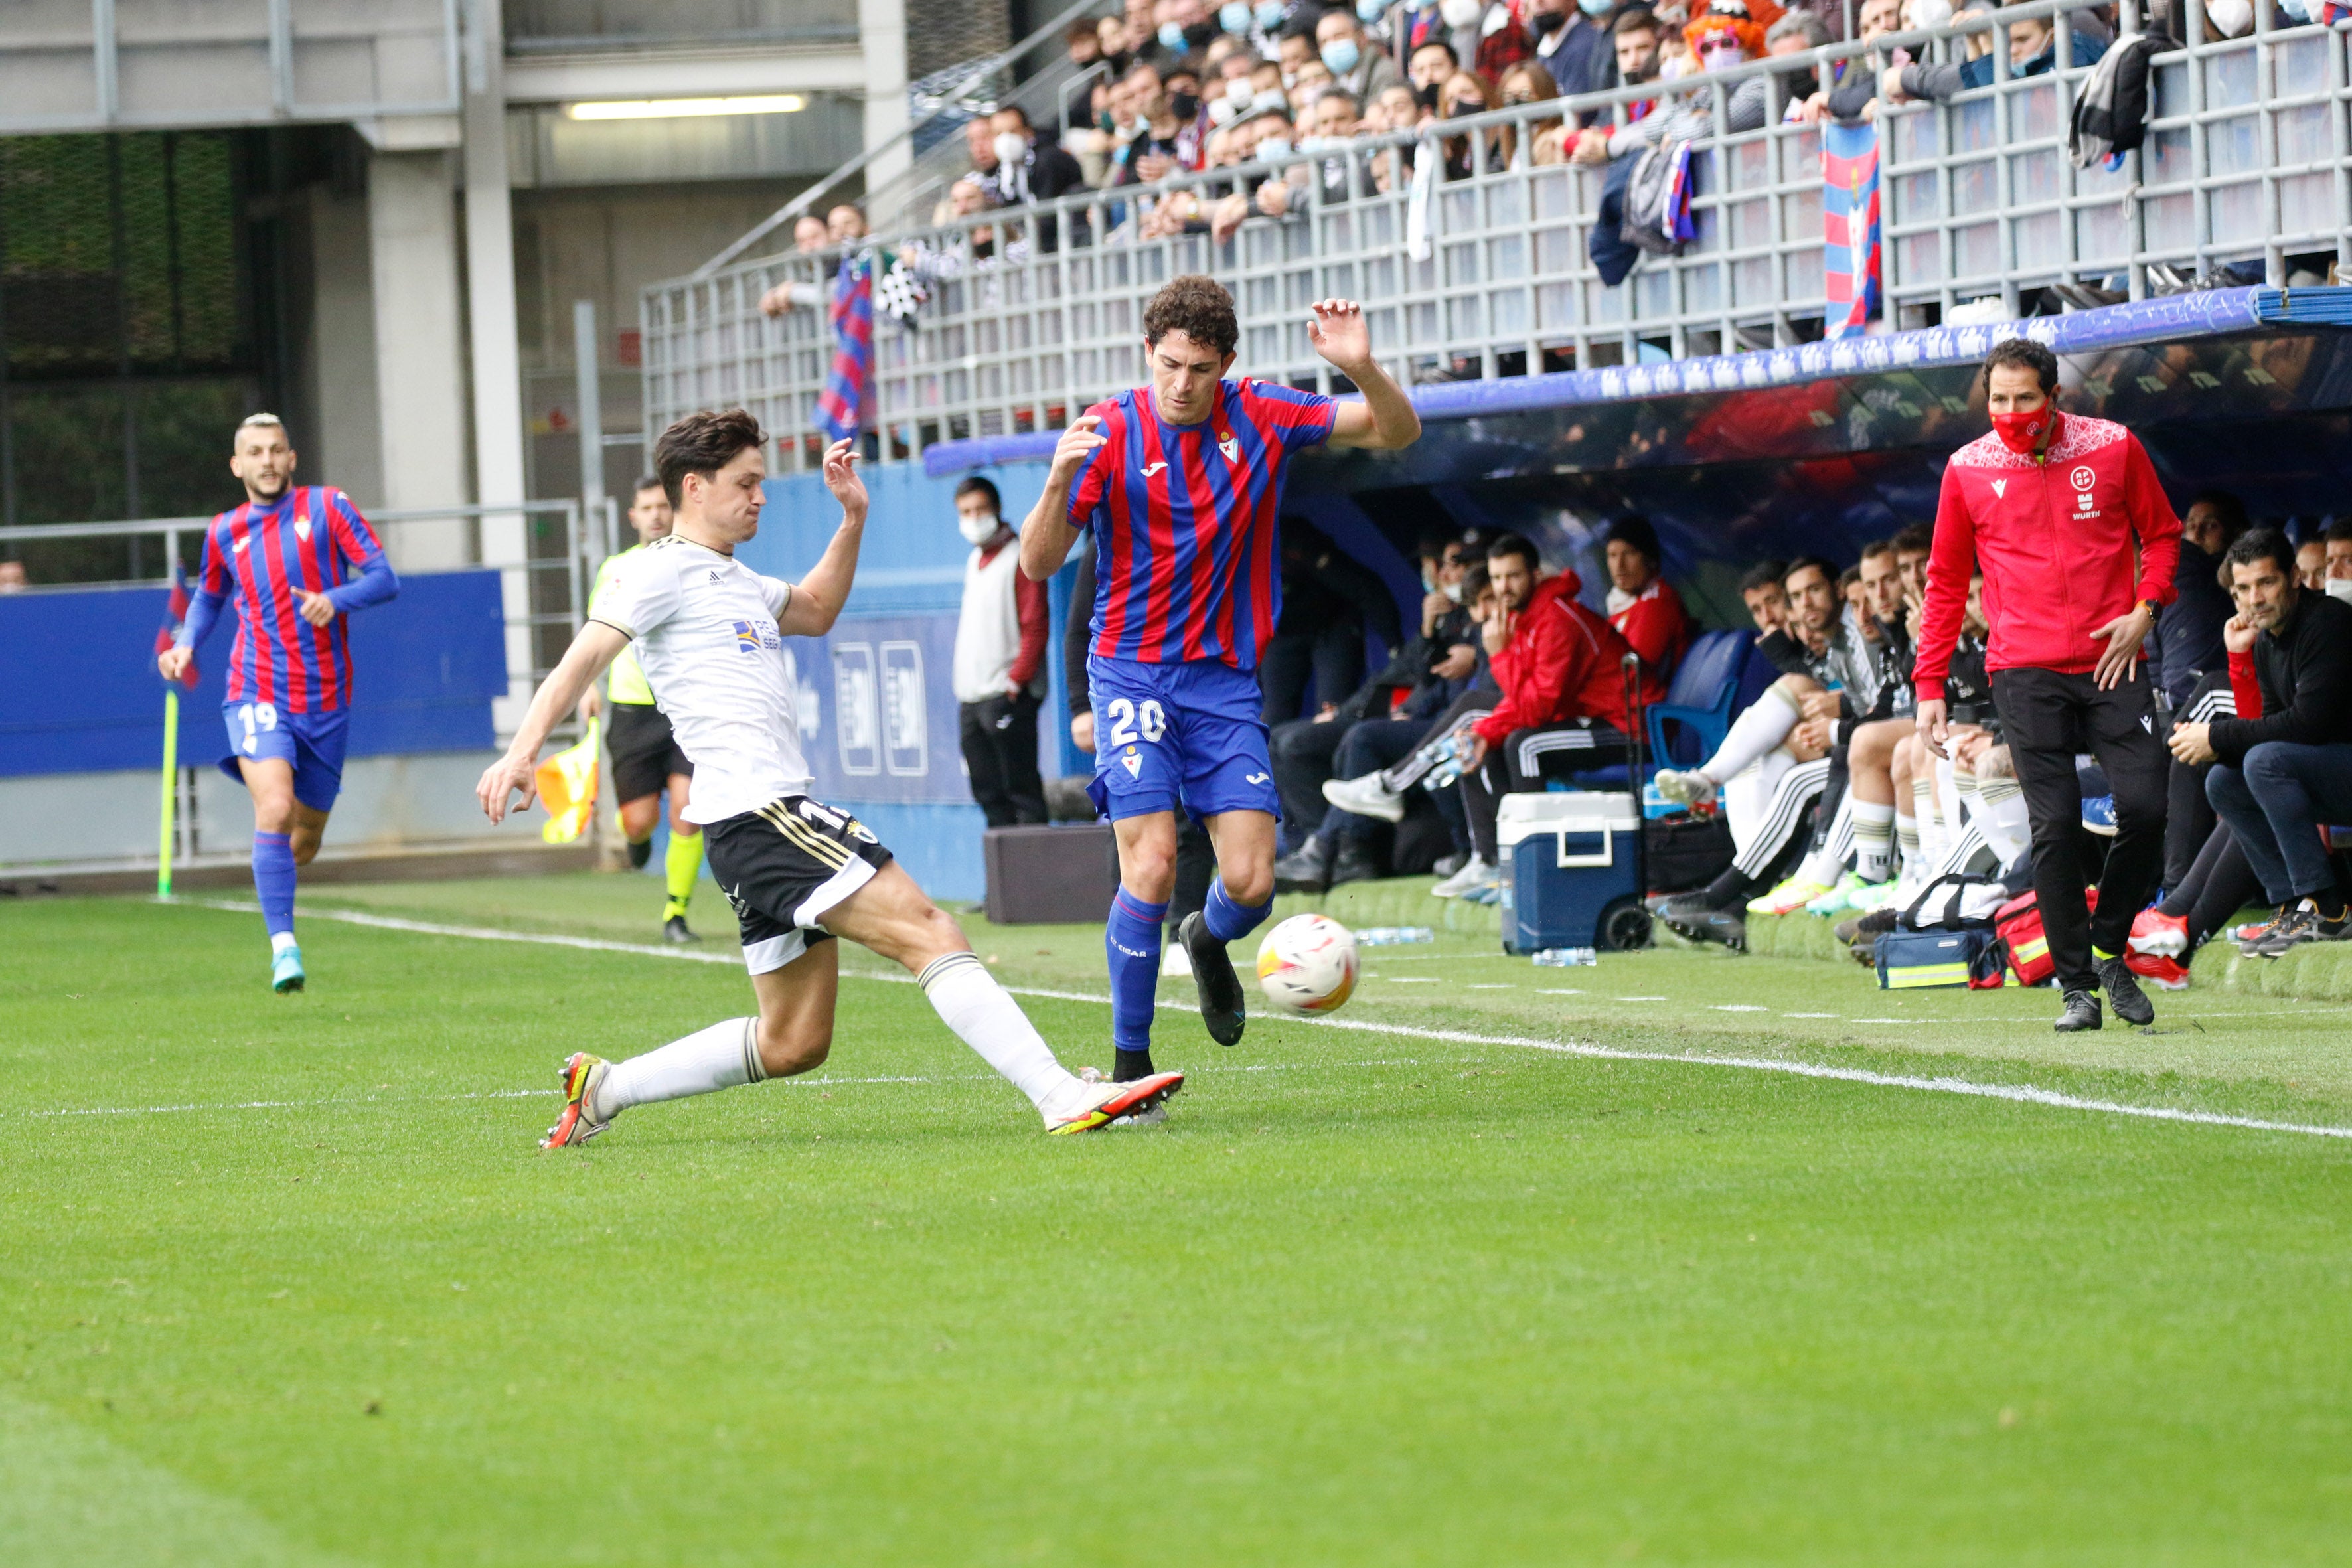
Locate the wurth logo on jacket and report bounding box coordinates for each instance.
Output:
[1913,413,2182,701]
[1472,571,1661,745]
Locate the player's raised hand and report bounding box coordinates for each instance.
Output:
[821,438,867,521]
[295,588,336,627]
[1308,299,1372,371]
[1048,415,1106,484]
[476,751,539,825]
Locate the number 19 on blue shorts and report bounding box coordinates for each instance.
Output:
[1085,654,1280,824]
[217,702,351,813]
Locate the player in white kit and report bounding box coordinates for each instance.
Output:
[478,412,1182,1144]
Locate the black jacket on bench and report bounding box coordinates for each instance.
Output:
[2207,589,2352,765]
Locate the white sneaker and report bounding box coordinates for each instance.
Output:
[1654,768,1717,807]
[1322,773,1405,823]
[1160,943,1192,978]
[1431,854,1494,898]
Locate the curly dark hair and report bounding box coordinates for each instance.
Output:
[1984,335,2059,393]
[1142,274,1239,356]
[653,408,765,509]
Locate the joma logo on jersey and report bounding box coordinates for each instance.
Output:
[732,619,780,653]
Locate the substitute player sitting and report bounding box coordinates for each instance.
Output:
[479,411,1180,1146]
[580,474,707,942]
[158,413,398,992]
[1018,277,1420,1083]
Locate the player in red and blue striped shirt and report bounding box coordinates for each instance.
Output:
[158,414,399,992]
[1020,276,1420,1081]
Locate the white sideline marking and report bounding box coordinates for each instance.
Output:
[173,900,2352,1142]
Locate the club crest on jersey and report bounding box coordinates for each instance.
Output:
[1121,748,1142,777]
[732,619,780,653]
[1216,430,1239,464]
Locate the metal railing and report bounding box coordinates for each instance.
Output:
[644,0,2352,468]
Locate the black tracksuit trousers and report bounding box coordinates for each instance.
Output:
[1990,666,2169,994]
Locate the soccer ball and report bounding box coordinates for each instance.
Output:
[1255,913,1359,1016]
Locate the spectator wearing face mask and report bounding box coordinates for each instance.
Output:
[1582,0,1784,161]
[1142,0,1219,72]
[1405,38,1458,120]
[1113,88,1193,186]
[988,105,1090,251]
[2325,520,2352,603]
[1885,0,2106,103]
[1252,88,1381,216]
[1530,0,1623,98]
[1216,0,1289,53]
[950,477,1050,829]
[1317,7,1405,101]
[1436,69,1512,178]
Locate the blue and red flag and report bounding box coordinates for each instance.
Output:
[155,560,198,687]
[1823,120,1881,341]
[814,253,875,443]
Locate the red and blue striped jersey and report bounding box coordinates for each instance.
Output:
[191,485,396,712]
[1068,379,1336,670]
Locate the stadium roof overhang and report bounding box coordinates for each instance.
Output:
[924,287,2352,546]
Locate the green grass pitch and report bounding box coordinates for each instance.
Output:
[7,874,2352,1565]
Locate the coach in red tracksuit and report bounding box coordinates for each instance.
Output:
[1457,532,1662,873]
[1913,338,2183,1032]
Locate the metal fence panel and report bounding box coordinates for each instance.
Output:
[646,0,2352,467]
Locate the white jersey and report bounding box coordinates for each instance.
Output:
[589,535,809,825]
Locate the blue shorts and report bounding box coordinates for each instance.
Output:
[1086,655,1279,824]
[218,702,349,813]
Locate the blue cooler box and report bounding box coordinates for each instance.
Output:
[1496,792,1649,954]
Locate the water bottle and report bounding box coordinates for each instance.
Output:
[1422,734,1463,789]
[1354,926,1434,947]
[1531,947,1598,967]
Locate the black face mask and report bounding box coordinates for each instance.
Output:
[1413,81,1441,109]
[1171,90,1201,119]
[1183,19,1217,46]
[1530,7,1568,32]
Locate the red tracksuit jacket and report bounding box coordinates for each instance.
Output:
[1913,412,2182,702]
[1474,571,1661,745]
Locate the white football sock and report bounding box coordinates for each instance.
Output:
[599,1016,763,1117]
[1852,799,1896,883]
[1910,774,1946,870]
[1719,759,1766,856]
[1894,809,1920,880]
[1796,791,1855,888]
[1976,775,2031,867]
[917,951,1084,1117]
[1933,756,1964,839]
[1701,689,1799,785]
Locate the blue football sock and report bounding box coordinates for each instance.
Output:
[1106,888,1168,1052]
[1203,877,1272,944]
[252,831,296,941]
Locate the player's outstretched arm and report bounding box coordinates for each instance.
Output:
[1312,300,1421,451]
[1019,415,1104,582]
[477,621,629,823]
[778,438,868,637]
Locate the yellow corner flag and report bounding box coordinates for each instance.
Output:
[536,718,601,845]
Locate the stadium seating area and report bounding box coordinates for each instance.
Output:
[675,0,2352,466]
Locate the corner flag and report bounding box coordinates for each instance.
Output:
[536,718,601,845]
